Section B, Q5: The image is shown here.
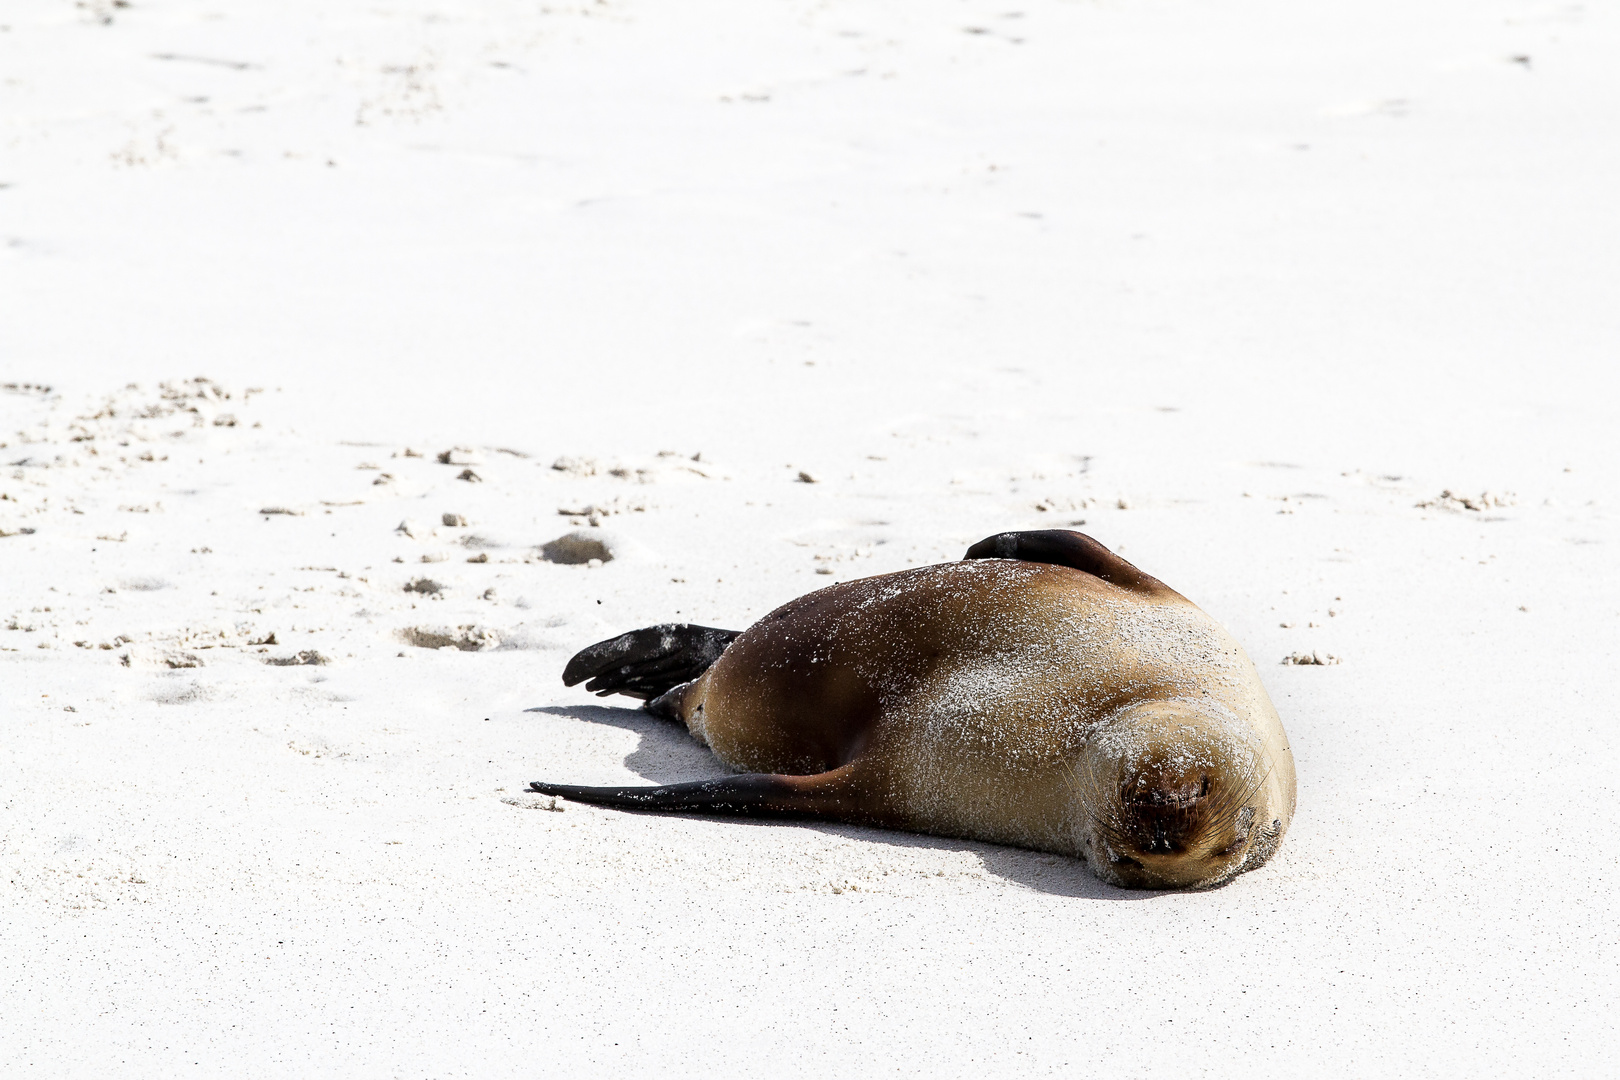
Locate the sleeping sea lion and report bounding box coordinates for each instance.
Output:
[532,529,1296,890]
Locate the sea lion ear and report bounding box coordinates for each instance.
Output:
[963,529,1170,595]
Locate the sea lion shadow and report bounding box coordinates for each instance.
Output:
[798,822,1150,901]
[525,703,721,784]
[524,703,1153,902]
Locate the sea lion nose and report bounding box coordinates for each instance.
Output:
[1124,772,1210,809]
[1120,772,1211,855]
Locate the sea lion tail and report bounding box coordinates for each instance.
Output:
[561,623,741,700]
[528,768,856,818]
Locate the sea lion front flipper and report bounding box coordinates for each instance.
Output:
[964,529,1169,594]
[528,765,860,820]
[561,623,742,700]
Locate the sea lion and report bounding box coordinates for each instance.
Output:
[533,529,1296,889]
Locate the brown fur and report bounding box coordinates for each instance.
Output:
[538,534,1297,889]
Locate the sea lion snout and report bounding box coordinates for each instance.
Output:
[1119,769,1212,855]
[1076,703,1273,889]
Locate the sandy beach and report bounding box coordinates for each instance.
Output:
[2,1,1617,1074]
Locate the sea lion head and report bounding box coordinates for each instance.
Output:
[1071,701,1287,890]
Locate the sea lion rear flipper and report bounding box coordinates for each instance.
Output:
[528,766,859,820]
[561,623,741,700]
[964,529,1168,594]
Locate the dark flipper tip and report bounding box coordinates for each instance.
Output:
[560,623,741,701]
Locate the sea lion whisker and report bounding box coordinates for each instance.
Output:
[1204,763,1276,832]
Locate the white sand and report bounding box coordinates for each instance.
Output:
[3,0,1617,1074]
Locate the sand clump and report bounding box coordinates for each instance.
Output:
[396,625,501,651]
[1416,490,1515,512]
[556,496,647,527]
[540,530,613,565]
[1282,650,1342,666]
[502,794,567,812]
[551,452,713,483]
[264,650,331,666]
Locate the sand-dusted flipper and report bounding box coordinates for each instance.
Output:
[529,766,860,819]
[964,529,1169,594]
[561,623,741,700]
